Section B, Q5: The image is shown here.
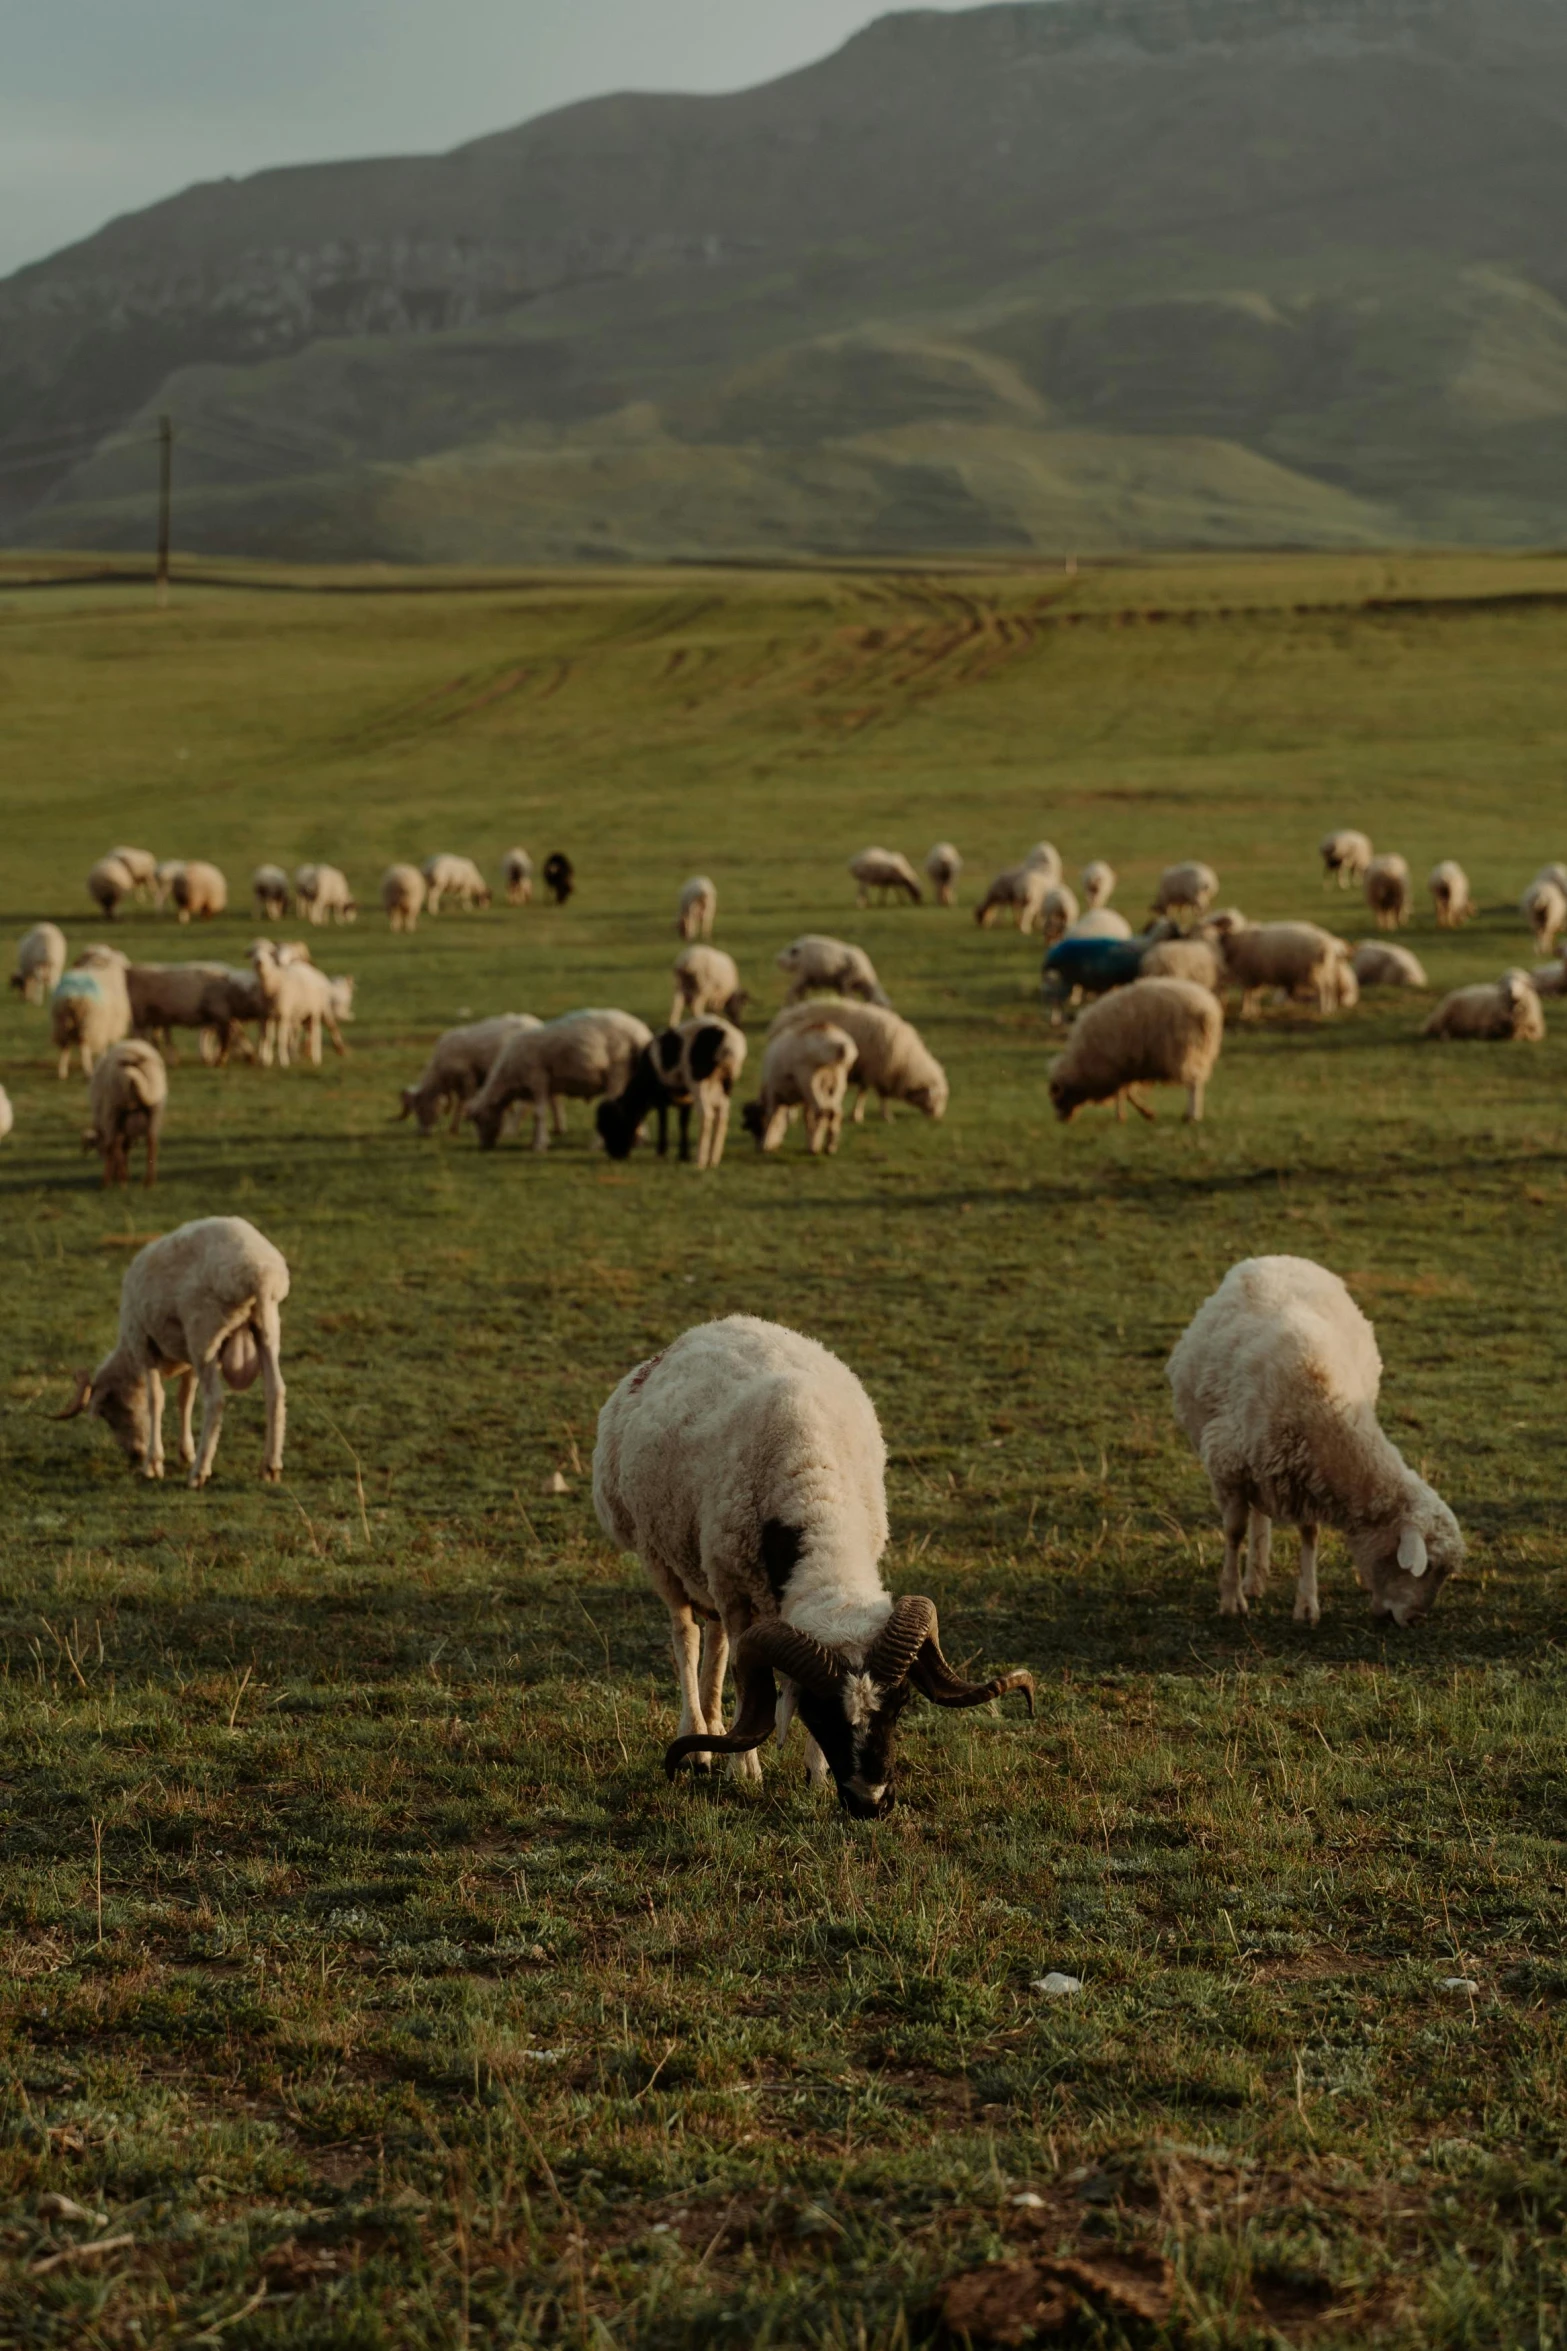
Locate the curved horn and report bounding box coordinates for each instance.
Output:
[886,1595,1036,1715]
[864,1594,937,1685]
[662,1620,843,1777]
[52,1369,95,1422]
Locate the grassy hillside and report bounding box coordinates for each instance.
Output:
[0,554,1565,2345]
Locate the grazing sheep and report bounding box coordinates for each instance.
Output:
[87,855,135,921]
[677,876,719,940]
[1079,859,1116,910]
[597,1019,747,1170]
[466,1008,652,1152]
[770,998,947,1123]
[543,852,574,905]
[1429,860,1473,928]
[1531,957,1567,998]
[501,847,534,906]
[1422,970,1544,1042]
[593,1316,1034,1813]
[381,864,426,933]
[1038,884,1080,944]
[1351,941,1428,989]
[974,843,1060,934]
[1314,956,1361,1012]
[11,922,67,1005]
[849,848,922,907]
[776,935,890,1007]
[1167,1255,1464,1628]
[925,842,962,906]
[1532,861,1567,898]
[252,865,291,921]
[1521,875,1567,954]
[1049,977,1222,1124]
[173,861,227,923]
[84,1039,167,1188]
[127,961,233,1054]
[1140,935,1222,991]
[1066,908,1134,942]
[1151,861,1219,925]
[1040,923,1174,1019]
[1204,913,1352,1018]
[400,1015,543,1134]
[294,863,356,924]
[195,966,267,1064]
[250,946,354,1066]
[743,1021,856,1154]
[109,847,158,900]
[54,1216,288,1488]
[670,945,747,1029]
[51,950,131,1078]
[152,860,186,911]
[1365,853,1412,930]
[422,853,491,913]
[0,1086,11,1145]
[1319,830,1373,889]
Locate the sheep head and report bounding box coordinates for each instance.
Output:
[54,1364,154,1471]
[1355,1499,1465,1628]
[663,1598,1034,1819]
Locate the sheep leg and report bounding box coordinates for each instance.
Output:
[706,1089,730,1170]
[667,1604,711,1772]
[677,1103,692,1164]
[189,1360,228,1488]
[721,1606,763,1783]
[532,1091,552,1152]
[1241,1508,1272,1600]
[551,1095,567,1136]
[449,1095,465,1136]
[258,1313,286,1483]
[852,1087,867,1124]
[1293,1524,1321,1628]
[324,1013,348,1058]
[1126,1088,1156,1121]
[1186,1077,1206,1122]
[306,1013,323,1067]
[145,1368,166,1480]
[1114,1091,1126,1123]
[177,1372,197,1469]
[1218,1494,1249,1616]
[697,1621,729,1737]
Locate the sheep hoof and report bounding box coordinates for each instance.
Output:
[261,1466,281,1485]
[1218,1592,1247,1618]
[187,1471,208,1490]
[1293,1599,1321,1627]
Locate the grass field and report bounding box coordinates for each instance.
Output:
[1,551,1565,2348]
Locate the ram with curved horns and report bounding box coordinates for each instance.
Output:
[592,1316,1034,1819]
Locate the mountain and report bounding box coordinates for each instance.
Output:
[6,0,1567,560]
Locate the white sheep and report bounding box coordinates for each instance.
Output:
[1140,935,1222,991]
[54,1216,289,1488]
[382,864,426,932]
[925,843,962,906]
[1365,853,1411,930]
[11,922,67,1005]
[743,1022,855,1154]
[1049,978,1222,1124]
[51,950,131,1078]
[152,860,186,911]
[1204,913,1351,1018]
[1319,830,1373,888]
[1351,941,1428,989]
[252,865,291,921]
[501,847,534,906]
[769,998,947,1123]
[1038,884,1080,944]
[173,861,228,923]
[1532,861,1567,897]
[974,843,1059,933]
[1167,1255,1464,1627]
[109,847,158,900]
[294,863,356,924]
[677,876,719,940]
[84,1039,167,1188]
[592,1316,1033,1814]
[597,1018,747,1170]
[1151,861,1219,925]
[1521,875,1567,954]
[1422,971,1544,1042]
[775,936,889,1007]
[422,853,491,913]
[87,854,135,921]
[1079,859,1116,910]
[400,1015,542,1134]
[466,1008,653,1152]
[250,946,354,1066]
[1530,957,1567,998]
[670,945,746,1028]
[1429,861,1473,928]
[1065,908,1134,942]
[849,849,922,907]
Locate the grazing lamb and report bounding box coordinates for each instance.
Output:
[51,950,131,1077]
[1422,970,1544,1042]
[54,1216,288,1488]
[742,1021,855,1154]
[109,847,158,900]
[593,1316,1034,1814]
[152,860,186,911]
[849,848,922,907]
[250,946,354,1066]
[381,864,426,932]
[1038,884,1079,944]
[776,935,890,1007]
[1204,913,1352,1018]
[1365,853,1411,930]
[974,843,1060,933]
[770,998,947,1122]
[1151,861,1219,925]
[1079,859,1116,910]
[11,922,67,1005]
[466,1007,652,1152]
[1167,1256,1464,1628]
[87,855,135,921]
[0,1086,10,1145]
[423,853,491,913]
[1140,935,1222,991]
[1319,829,1373,889]
[399,1015,542,1134]
[925,842,962,906]
[294,863,356,924]
[1049,977,1222,1123]
[84,1039,167,1188]
[1351,941,1428,989]
[173,861,227,923]
[677,875,719,940]
[670,944,747,1028]
[1429,860,1473,928]
[501,847,534,906]
[1521,875,1567,954]
[543,852,574,905]
[252,865,291,921]
[597,1019,747,1170]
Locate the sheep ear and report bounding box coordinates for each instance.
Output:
[54,1369,96,1421]
[1397,1525,1429,1578]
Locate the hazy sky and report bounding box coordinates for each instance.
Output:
[0,0,996,279]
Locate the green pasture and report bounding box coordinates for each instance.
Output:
[0,553,1564,2346]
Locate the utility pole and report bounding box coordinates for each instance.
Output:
[155,414,173,607]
